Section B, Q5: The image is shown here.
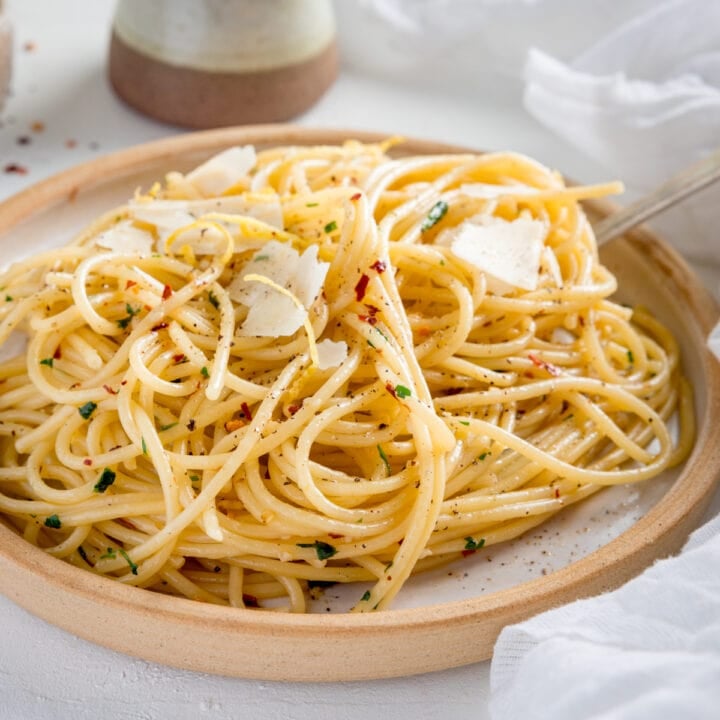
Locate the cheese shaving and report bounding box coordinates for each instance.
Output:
[95,221,153,254]
[230,241,329,338]
[316,339,348,370]
[448,216,547,293]
[242,273,320,367]
[185,146,257,196]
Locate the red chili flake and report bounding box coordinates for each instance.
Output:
[370,260,386,274]
[364,304,379,316]
[121,380,127,386]
[53,346,62,360]
[23,41,36,52]
[444,387,464,396]
[350,192,362,201]
[172,353,186,363]
[287,404,301,416]
[358,314,378,325]
[162,284,173,300]
[65,139,77,149]
[385,382,397,399]
[354,274,370,302]
[461,549,476,558]
[30,121,45,133]
[554,488,561,499]
[528,353,562,377]
[125,280,137,289]
[224,419,245,433]
[83,458,93,466]
[4,163,28,175]
[328,533,343,539]
[241,402,253,421]
[242,594,259,608]
[144,305,152,312]
[151,322,168,331]
[103,384,117,395]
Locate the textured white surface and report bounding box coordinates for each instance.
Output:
[0,2,717,719]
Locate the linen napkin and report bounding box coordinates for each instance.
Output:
[490,512,720,719]
[523,0,720,288]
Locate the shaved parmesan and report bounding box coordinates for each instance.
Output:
[95,221,153,254]
[230,241,329,337]
[448,216,547,294]
[316,339,348,370]
[551,327,576,345]
[185,146,256,196]
[129,193,283,233]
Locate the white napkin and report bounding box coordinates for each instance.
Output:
[490,513,720,720]
[523,0,720,289]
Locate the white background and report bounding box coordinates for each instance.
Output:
[0,2,716,719]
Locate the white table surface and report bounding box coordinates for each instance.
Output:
[0,3,717,719]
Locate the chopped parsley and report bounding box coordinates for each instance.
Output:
[118,548,138,575]
[324,220,338,234]
[100,547,116,560]
[93,468,116,493]
[5,295,12,302]
[377,444,391,475]
[159,422,178,431]
[39,357,54,367]
[361,590,371,602]
[627,350,635,364]
[189,474,200,484]
[208,290,220,309]
[395,384,411,399]
[296,540,337,561]
[253,253,270,261]
[459,420,470,426]
[78,401,97,420]
[478,452,490,461]
[306,202,319,208]
[464,537,485,551]
[141,437,148,455]
[421,200,448,231]
[117,303,140,329]
[44,514,61,529]
[201,366,210,378]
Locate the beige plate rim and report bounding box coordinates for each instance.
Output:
[0,125,719,681]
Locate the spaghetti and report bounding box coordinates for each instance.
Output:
[0,141,692,612]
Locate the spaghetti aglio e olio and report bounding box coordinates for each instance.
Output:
[0,140,692,612]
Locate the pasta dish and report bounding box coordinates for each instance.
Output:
[0,140,692,612]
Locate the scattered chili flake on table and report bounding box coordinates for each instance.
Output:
[16,135,31,145]
[23,41,36,52]
[30,121,45,133]
[65,139,77,149]
[4,163,28,175]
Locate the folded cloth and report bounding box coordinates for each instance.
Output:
[489,512,720,720]
[523,0,720,283]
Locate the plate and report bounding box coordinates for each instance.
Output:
[0,126,718,681]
